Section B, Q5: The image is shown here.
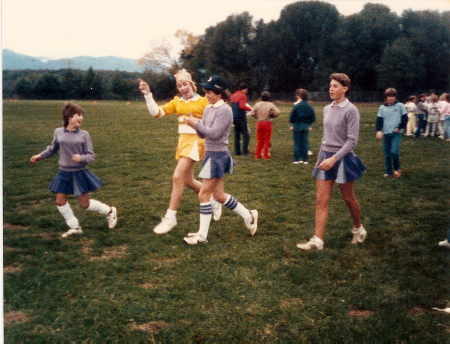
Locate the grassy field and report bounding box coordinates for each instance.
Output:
[3,99,449,342]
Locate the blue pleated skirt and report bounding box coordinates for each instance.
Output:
[199,151,236,179]
[50,169,103,196]
[312,150,366,184]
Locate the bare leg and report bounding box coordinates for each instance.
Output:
[339,181,361,228]
[168,157,201,210]
[314,179,334,240]
[56,193,68,207]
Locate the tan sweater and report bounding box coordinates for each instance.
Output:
[248,101,280,121]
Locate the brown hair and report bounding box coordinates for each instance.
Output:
[296,88,308,101]
[407,95,416,102]
[384,88,397,98]
[261,91,271,101]
[330,73,351,96]
[62,102,85,127]
[439,92,448,101]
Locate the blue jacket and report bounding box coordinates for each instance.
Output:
[289,100,316,131]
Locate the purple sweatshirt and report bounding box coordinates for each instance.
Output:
[320,99,360,161]
[194,100,233,152]
[39,127,95,171]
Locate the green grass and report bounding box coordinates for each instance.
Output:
[3,99,450,341]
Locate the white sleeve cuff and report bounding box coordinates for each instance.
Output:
[144,93,160,117]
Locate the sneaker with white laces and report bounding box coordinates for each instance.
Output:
[107,207,118,229]
[153,216,177,234]
[438,239,450,249]
[297,236,324,250]
[183,232,207,245]
[244,210,258,236]
[61,228,83,238]
[351,225,367,244]
[211,197,222,222]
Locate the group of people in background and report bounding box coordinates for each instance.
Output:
[29,69,448,251]
[404,90,450,140]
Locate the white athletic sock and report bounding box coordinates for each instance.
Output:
[57,203,80,229]
[87,199,111,215]
[223,195,251,220]
[165,209,177,219]
[198,202,212,239]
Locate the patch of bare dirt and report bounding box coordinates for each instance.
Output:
[129,320,168,333]
[348,309,374,318]
[89,246,128,261]
[3,264,23,273]
[4,311,30,325]
[3,223,27,230]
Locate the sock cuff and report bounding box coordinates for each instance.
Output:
[224,195,238,210]
[200,202,212,215]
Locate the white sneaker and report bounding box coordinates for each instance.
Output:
[438,239,450,249]
[107,207,118,229]
[153,216,177,234]
[183,233,207,245]
[297,236,324,250]
[244,210,258,236]
[302,161,309,165]
[211,197,222,222]
[62,228,83,238]
[351,225,367,244]
[308,150,313,156]
[293,161,302,165]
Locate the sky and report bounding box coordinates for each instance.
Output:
[2,0,450,61]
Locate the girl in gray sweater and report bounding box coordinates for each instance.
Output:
[30,103,117,238]
[297,73,366,251]
[183,76,258,244]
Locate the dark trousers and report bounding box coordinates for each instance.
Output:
[233,117,250,155]
[293,130,309,162]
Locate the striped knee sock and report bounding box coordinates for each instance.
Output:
[57,203,80,229]
[198,202,212,239]
[223,195,251,220]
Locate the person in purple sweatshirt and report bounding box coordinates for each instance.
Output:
[297,73,366,251]
[30,103,117,238]
[182,76,258,245]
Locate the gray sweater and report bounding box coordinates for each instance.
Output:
[320,99,360,161]
[39,127,95,171]
[194,100,233,152]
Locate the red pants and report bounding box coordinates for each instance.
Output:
[255,121,273,159]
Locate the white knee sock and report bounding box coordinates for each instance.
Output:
[223,195,251,220]
[57,203,80,229]
[87,199,111,215]
[198,202,212,238]
[165,209,177,219]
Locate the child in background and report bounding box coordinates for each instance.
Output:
[438,93,450,141]
[405,95,417,136]
[424,95,440,137]
[376,88,407,178]
[183,76,258,244]
[415,94,428,138]
[289,88,316,164]
[30,103,117,238]
[248,91,280,160]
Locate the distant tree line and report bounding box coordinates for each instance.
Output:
[2,67,176,101]
[3,1,449,102]
[177,2,449,97]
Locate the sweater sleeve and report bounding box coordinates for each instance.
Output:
[80,132,95,163]
[194,107,232,141]
[39,129,60,159]
[333,108,360,161]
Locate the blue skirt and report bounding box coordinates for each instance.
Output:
[199,151,236,179]
[312,150,366,184]
[50,169,103,196]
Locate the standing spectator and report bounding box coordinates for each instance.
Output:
[376,88,407,178]
[248,91,280,160]
[438,93,450,141]
[297,73,366,251]
[424,95,440,137]
[438,93,449,139]
[405,95,418,136]
[289,88,316,164]
[230,84,252,155]
[415,94,428,138]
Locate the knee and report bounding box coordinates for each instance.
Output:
[56,199,66,207]
[172,172,184,185]
[80,200,90,209]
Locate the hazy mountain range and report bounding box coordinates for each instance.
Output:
[2,49,146,73]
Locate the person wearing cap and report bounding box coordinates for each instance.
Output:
[230,84,252,155]
[138,69,222,234]
[182,76,258,245]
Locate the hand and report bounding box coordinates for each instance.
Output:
[183,114,199,128]
[318,157,337,171]
[308,127,313,132]
[376,131,383,140]
[394,128,400,133]
[30,154,42,164]
[289,126,293,131]
[72,154,82,162]
[138,78,150,96]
